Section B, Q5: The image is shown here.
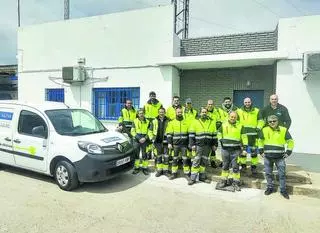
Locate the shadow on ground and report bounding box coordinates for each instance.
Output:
[0,164,149,194]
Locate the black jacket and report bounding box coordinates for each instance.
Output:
[259,104,292,129]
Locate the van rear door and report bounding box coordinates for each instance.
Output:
[12,107,49,172]
[0,106,16,165]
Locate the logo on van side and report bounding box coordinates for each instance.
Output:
[0,111,13,120]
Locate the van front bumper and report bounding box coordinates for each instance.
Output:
[74,149,135,183]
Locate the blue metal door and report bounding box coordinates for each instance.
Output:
[233,90,264,109]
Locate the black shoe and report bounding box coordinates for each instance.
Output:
[281,191,290,199]
[163,171,169,177]
[188,180,196,185]
[142,169,149,175]
[155,171,163,177]
[232,181,241,191]
[241,164,247,171]
[264,188,273,196]
[211,161,217,168]
[251,166,258,175]
[217,180,227,188]
[199,178,211,184]
[132,169,140,175]
[169,173,177,180]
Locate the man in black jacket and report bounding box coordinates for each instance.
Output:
[259,94,292,129]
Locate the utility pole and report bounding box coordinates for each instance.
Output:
[64,0,70,20]
[17,0,21,27]
[172,0,189,39]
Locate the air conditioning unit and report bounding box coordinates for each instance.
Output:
[62,66,87,84]
[302,52,320,74]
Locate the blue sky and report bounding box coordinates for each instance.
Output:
[1,0,320,64]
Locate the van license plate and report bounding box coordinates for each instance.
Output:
[116,156,130,166]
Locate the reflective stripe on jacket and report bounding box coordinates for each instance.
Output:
[118,107,137,128]
[189,117,218,147]
[218,121,248,149]
[166,118,189,146]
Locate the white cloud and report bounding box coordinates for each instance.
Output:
[0,0,320,64]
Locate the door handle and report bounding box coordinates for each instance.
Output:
[13,139,21,144]
[4,137,11,142]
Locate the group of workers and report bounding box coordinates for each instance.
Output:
[117,91,294,199]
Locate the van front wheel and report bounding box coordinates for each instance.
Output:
[54,160,79,191]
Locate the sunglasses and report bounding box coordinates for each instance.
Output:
[268,120,277,123]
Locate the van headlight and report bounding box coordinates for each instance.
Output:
[78,141,104,155]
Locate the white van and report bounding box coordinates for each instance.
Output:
[0,101,135,191]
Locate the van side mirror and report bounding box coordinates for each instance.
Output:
[32,126,47,138]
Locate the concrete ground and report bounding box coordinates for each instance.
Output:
[1,166,320,233]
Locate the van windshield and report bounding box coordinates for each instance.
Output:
[45,109,107,136]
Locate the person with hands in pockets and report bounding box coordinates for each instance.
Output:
[258,115,294,199]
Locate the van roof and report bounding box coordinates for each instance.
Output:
[0,100,70,112]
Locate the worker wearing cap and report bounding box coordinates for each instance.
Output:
[258,115,294,199]
[166,96,183,121]
[183,98,198,124]
[143,91,163,122]
[216,111,248,192]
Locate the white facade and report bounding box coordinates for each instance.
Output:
[276,15,320,154]
[17,5,179,111]
[17,6,320,154]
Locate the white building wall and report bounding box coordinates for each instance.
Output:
[277,15,320,154]
[17,5,178,121]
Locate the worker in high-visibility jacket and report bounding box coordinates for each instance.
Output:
[117,99,137,137]
[148,107,170,177]
[183,98,197,124]
[188,107,218,185]
[166,96,183,121]
[218,97,238,123]
[143,91,163,122]
[217,111,248,191]
[166,107,190,180]
[258,115,294,199]
[236,97,264,175]
[206,99,222,168]
[183,98,198,160]
[131,109,151,175]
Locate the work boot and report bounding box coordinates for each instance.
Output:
[232,181,241,191]
[169,173,177,180]
[280,191,290,199]
[132,168,140,175]
[226,178,233,186]
[210,161,217,168]
[217,179,227,189]
[155,170,163,177]
[251,166,258,175]
[163,170,169,177]
[142,169,149,176]
[264,188,273,196]
[188,179,196,185]
[199,175,211,184]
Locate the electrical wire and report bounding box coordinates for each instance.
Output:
[250,0,281,17]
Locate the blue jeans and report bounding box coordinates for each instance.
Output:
[264,156,286,192]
